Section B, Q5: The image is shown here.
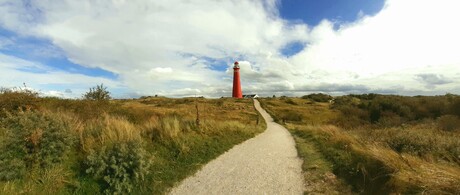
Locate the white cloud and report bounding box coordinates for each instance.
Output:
[0,0,311,97]
[0,0,459,97]
[285,0,460,95]
[153,67,173,73]
[0,53,122,98]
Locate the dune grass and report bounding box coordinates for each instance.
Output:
[259,96,460,194]
[0,91,265,194]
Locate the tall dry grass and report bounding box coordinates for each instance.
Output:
[81,114,142,152]
[288,123,460,194]
[260,97,460,194]
[1,90,266,194]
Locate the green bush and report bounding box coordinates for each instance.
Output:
[301,93,333,102]
[284,98,297,105]
[0,87,39,116]
[86,141,151,194]
[332,96,361,108]
[83,84,111,101]
[0,111,75,180]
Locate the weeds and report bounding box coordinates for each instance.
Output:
[0,111,76,180]
[437,115,460,132]
[260,96,460,194]
[0,87,39,117]
[0,86,266,194]
[0,91,265,194]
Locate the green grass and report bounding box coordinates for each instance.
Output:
[292,134,352,194]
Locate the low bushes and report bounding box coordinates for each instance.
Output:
[332,94,460,130]
[284,98,297,105]
[0,111,76,180]
[437,115,460,132]
[0,93,265,194]
[83,115,152,194]
[86,141,151,194]
[301,93,333,103]
[0,88,40,117]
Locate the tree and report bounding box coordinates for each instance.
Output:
[83,84,111,100]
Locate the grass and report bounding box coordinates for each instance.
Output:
[0,91,266,194]
[259,97,460,194]
[292,134,352,194]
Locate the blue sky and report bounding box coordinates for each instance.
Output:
[279,0,385,26]
[0,0,459,98]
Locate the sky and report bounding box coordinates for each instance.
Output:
[0,0,459,98]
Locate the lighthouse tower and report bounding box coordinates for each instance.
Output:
[232,61,243,98]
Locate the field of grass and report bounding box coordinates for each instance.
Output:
[259,95,460,194]
[0,89,265,194]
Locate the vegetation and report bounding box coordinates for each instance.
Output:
[0,86,265,194]
[260,94,460,194]
[0,111,75,181]
[301,93,333,103]
[0,87,39,117]
[83,84,111,101]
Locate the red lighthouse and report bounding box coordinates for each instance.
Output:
[232,61,243,98]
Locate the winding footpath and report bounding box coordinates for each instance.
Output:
[169,99,304,195]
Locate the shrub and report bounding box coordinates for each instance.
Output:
[281,111,302,122]
[0,87,39,116]
[83,84,111,101]
[437,115,460,131]
[302,93,333,102]
[332,105,370,128]
[449,99,460,117]
[0,111,75,180]
[83,115,151,194]
[284,98,297,105]
[378,112,403,127]
[86,141,151,195]
[332,96,361,108]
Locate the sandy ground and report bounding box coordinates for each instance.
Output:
[169,99,304,195]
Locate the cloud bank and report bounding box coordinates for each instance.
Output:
[0,0,459,97]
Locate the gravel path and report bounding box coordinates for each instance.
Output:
[169,99,304,195]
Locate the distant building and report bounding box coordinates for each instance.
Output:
[243,94,259,98]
